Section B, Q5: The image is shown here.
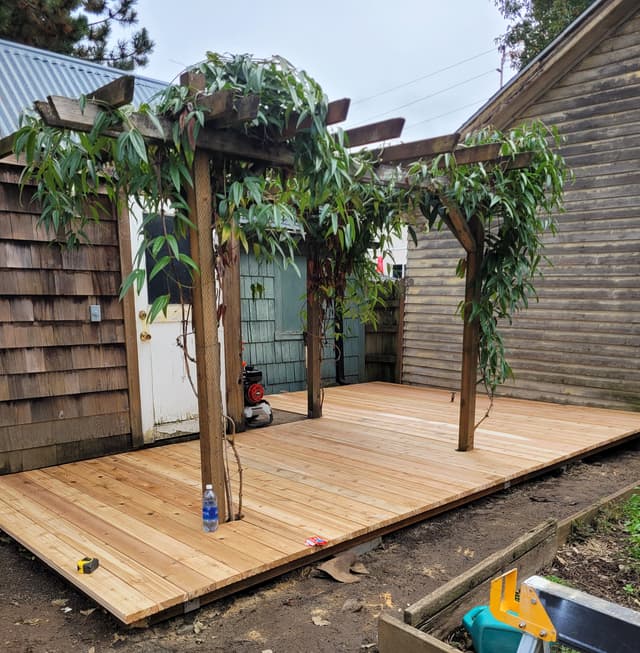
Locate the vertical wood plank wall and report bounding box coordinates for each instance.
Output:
[365,280,404,383]
[240,256,364,393]
[0,164,134,473]
[402,12,640,411]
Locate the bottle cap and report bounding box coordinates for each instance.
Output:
[205,483,213,489]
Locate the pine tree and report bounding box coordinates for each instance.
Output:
[495,0,596,70]
[0,0,153,70]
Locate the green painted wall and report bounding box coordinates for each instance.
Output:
[240,255,364,394]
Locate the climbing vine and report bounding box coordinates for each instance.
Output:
[12,53,567,397]
[407,121,568,393]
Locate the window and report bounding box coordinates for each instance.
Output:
[144,214,192,304]
[392,264,405,279]
[274,257,306,339]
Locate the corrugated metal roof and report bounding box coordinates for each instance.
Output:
[0,38,167,136]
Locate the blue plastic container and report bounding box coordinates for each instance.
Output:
[462,605,523,653]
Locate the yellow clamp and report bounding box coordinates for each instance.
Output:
[490,569,557,642]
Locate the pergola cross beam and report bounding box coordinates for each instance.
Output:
[88,75,135,109]
[280,98,351,139]
[34,94,296,166]
[342,118,405,148]
[372,132,461,163]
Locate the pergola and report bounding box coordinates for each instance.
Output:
[0,71,533,522]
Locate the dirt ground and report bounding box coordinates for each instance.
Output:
[1,424,639,653]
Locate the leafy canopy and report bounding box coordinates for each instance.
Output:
[0,0,153,70]
[13,52,567,392]
[495,0,596,70]
[145,53,410,326]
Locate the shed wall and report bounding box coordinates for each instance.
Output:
[0,164,134,473]
[403,12,640,411]
[240,256,364,394]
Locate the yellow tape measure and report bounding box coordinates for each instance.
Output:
[77,557,99,574]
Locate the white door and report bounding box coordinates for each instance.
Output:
[129,208,226,442]
[135,303,200,440]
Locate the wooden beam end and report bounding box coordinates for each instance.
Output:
[344,117,405,149]
[88,75,135,109]
[374,132,461,164]
[326,98,351,125]
[180,70,207,92]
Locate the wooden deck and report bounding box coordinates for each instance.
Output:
[0,382,638,625]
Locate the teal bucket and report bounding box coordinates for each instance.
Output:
[462,605,523,653]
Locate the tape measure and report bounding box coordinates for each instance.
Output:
[77,557,99,574]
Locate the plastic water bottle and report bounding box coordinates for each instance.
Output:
[202,483,219,532]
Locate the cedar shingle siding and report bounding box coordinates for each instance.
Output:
[0,165,133,473]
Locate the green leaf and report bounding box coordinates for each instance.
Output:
[230,181,243,207]
[149,255,171,281]
[128,130,148,163]
[177,252,199,271]
[169,163,181,192]
[119,268,146,300]
[238,228,249,252]
[165,234,179,258]
[148,294,170,323]
[145,110,166,139]
[151,235,164,257]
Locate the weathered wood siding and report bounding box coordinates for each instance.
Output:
[403,12,640,411]
[0,164,134,473]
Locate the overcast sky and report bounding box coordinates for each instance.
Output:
[133,0,512,140]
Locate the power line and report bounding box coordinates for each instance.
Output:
[352,47,497,105]
[402,98,488,133]
[361,69,496,122]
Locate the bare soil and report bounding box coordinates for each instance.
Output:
[1,424,639,653]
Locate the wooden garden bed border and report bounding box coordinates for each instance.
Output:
[378,479,640,653]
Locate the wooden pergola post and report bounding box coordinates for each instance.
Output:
[115,196,144,448]
[457,215,484,451]
[186,149,227,520]
[306,254,323,418]
[180,70,229,514]
[437,200,486,451]
[222,230,245,431]
[375,140,535,452]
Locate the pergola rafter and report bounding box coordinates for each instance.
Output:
[2,72,541,520]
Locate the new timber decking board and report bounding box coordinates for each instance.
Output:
[0,382,638,624]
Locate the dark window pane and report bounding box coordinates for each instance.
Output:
[144,214,192,304]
